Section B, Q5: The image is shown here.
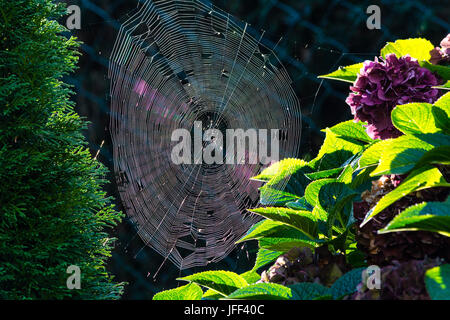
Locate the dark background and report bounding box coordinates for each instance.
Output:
[61,0,449,299]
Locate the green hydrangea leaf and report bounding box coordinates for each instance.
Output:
[257,159,312,206]
[305,167,344,180]
[318,63,364,83]
[432,107,450,134]
[226,283,293,300]
[425,264,450,300]
[381,38,434,61]
[178,271,248,296]
[286,197,313,211]
[153,283,203,300]
[252,248,282,271]
[413,146,450,169]
[358,140,386,169]
[330,268,365,299]
[378,199,450,237]
[249,207,318,239]
[236,220,285,244]
[257,226,324,252]
[435,92,450,109]
[237,220,322,251]
[370,135,433,176]
[412,133,450,148]
[433,93,450,132]
[392,102,442,135]
[288,282,331,300]
[328,120,373,143]
[259,187,301,206]
[251,158,308,182]
[304,178,337,207]
[310,129,365,171]
[318,182,358,235]
[240,270,262,284]
[361,166,450,226]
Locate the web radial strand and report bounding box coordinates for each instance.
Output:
[108,0,302,270]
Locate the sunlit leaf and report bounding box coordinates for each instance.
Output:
[328,120,373,143]
[178,271,248,296]
[361,166,450,226]
[318,63,364,83]
[249,207,318,239]
[153,283,203,300]
[381,38,434,61]
[392,102,441,135]
[378,199,450,237]
[370,135,433,176]
[226,283,293,300]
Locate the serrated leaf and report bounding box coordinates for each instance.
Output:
[305,167,343,180]
[432,107,450,134]
[328,120,373,143]
[153,283,203,300]
[381,38,434,61]
[318,182,358,235]
[258,229,323,252]
[378,199,450,236]
[249,207,318,239]
[202,289,223,300]
[310,129,365,171]
[370,135,433,176]
[351,166,375,191]
[337,164,354,184]
[330,268,365,299]
[286,197,313,211]
[236,219,286,244]
[392,102,441,135]
[413,133,450,147]
[240,270,261,284]
[258,159,312,206]
[434,92,450,110]
[425,264,450,300]
[237,220,322,251]
[251,158,308,182]
[361,166,450,226]
[259,186,300,206]
[318,63,364,83]
[358,140,386,169]
[304,178,337,207]
[226,283,293,300]
[288,282,331,300]
[178,271,248,296]
[413,146,450,169]
[252,248,281,271]
[433,93,450,133]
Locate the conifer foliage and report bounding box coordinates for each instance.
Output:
[0,0,123,299]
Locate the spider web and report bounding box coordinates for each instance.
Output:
[108,0,302,271]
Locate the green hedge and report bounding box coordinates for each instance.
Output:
[0,0,123,299]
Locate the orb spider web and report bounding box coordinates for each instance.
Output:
[108,0,302,271]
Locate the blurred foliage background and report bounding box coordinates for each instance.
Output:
[60,0,449,299]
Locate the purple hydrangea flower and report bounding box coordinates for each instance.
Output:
[346,54,441,140]
[430,34,450,65]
